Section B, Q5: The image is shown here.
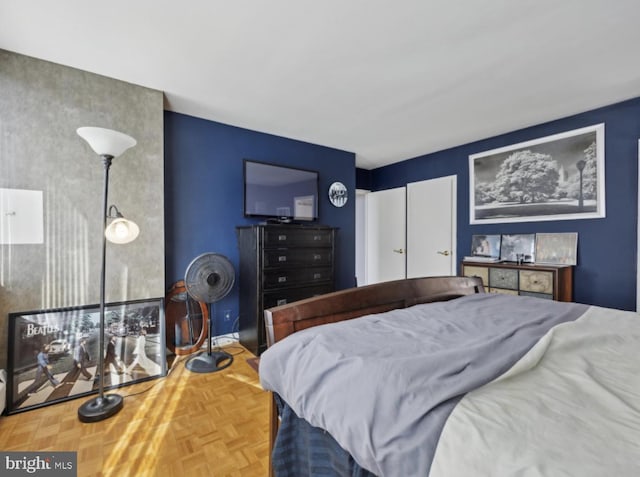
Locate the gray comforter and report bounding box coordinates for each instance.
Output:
[259,293,588,476]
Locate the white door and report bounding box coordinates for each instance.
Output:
[407,175,456,277]
[355,189,368,286]
[637,140,640,311]
[365,187,406,284]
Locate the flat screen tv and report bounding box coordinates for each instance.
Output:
[243,159,319,222]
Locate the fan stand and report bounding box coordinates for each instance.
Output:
[183,254,236,374]
[185,302,233,373]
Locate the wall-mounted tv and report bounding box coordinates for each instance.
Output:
[243,159,319,222]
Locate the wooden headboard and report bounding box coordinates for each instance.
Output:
[264,275,484,347]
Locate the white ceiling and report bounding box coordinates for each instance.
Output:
[2,0,640,169]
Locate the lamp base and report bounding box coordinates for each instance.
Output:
[185,351,233,373]
[78,393,124,423]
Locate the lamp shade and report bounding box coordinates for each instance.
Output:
[105,217,140,244]
[77,127,136,158]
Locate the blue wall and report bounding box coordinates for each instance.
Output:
[370,97,640,311]
[164,112,356,335]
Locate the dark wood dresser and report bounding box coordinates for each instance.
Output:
[461,260,573,301]
[237,224,336,355]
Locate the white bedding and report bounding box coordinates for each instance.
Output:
[430,305,640,477]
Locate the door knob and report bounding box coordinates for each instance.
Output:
[393,248,405,254]
[437,250,450,256]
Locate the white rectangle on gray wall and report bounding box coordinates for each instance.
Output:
[0,188,44,244]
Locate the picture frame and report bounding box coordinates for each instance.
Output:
[500,234,536,263]
[6,297,165,415]
[470,234,502,259]
[470,124,605,224]
[535,232,578,265]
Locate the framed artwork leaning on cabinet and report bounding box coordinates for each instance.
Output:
[499,234,536,263]
[535,232,578,265]
[470,234,501,259]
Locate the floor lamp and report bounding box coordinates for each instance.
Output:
[76,126,139,423]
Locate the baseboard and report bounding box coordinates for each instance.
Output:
[212,332,239,347]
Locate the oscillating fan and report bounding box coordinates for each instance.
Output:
[183,252,235,373]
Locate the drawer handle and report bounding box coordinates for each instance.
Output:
[278,256,287,262]
[313,273,322,279]
[313,254,322,260]
[313,235,322,241]
[278,276,287,283]
[278,234,287,241]
[277,299,287,306]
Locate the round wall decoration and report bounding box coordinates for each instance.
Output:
[328,181,348,207]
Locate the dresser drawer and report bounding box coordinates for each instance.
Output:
[263,248,333,267]
[489,288,519,296]
[489,267,518,290]
[519,270,553,294]
[263,284,334,308]
[263,228,333,247]
[263,267,333,289]
[462,265,489,286]
[519,290,553,300]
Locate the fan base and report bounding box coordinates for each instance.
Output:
[78,393,124,423]
[185,351,234,373]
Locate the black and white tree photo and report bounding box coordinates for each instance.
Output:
[470,124,605,224]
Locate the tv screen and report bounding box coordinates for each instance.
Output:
[244,160,319,221]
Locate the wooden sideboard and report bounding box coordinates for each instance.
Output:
[461,261,573,301]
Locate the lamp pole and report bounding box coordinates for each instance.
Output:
[77,154,125,422]
[576,159,586,210]
[97,154,113,403]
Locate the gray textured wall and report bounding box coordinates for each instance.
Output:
[0,50,164,370]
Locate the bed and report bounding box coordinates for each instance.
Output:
[257,276,640,476]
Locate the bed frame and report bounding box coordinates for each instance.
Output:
[261,275,484,475]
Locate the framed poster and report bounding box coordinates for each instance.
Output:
[6,297,165,415]
[500,234,536,263]
[535,232,578,265]
[470,124,605,224]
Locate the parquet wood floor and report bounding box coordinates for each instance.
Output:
[0,345,270,476]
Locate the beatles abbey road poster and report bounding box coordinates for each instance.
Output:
[7,298,165,414]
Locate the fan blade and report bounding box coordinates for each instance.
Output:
[184,253,235,304]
